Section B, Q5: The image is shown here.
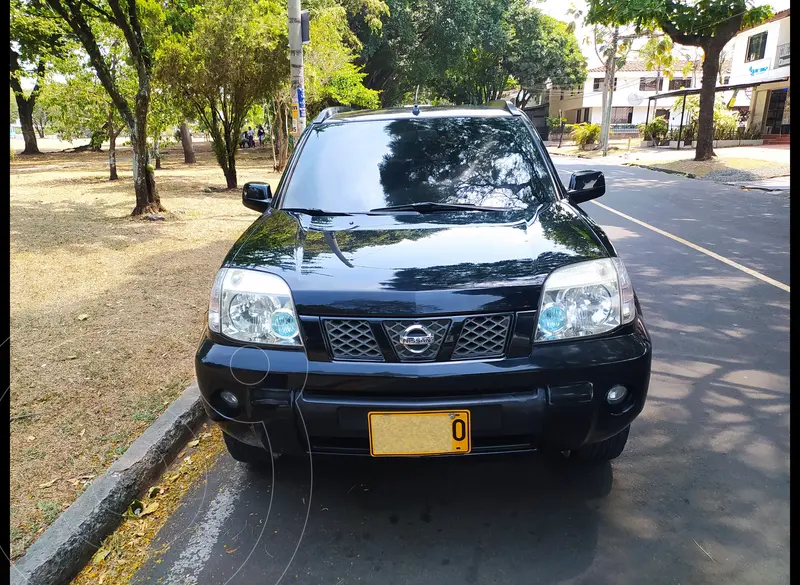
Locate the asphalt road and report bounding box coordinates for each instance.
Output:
[132,159,790,585]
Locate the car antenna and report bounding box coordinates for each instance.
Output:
[412,85,420,115]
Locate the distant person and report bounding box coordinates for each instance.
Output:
[257,125,265,146]
[246,127,255,148]
[241,131,248,149]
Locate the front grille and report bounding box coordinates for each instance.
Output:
[452,315,511,359]
[383,319,451,361]
[321,313,513,362]
[323,320,383,361]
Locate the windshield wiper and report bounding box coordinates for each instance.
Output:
[369,202,509,213]
[281,208,353,217]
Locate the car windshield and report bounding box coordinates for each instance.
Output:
[279,116,557,215]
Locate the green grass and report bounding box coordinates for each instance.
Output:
[36,500,61,524]
[22,447,45,460]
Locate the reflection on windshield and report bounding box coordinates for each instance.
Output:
[280,116,555,214]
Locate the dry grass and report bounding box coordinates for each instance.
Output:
[646,157,780,178]
[9,141,281,559]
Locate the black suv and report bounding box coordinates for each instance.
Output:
[196,102,652,463]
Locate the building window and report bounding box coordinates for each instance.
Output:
[669,78,692,90]
[745,31,767,62]
[723,76,730,85]
[611,106,633,124]
[639,77,659,91]
[576,109,582,123]
[592,78,617,92]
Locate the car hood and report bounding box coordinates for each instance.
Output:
[224,202,610,316]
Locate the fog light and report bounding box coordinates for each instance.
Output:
[606,385,627,405]
[219,390,239,409]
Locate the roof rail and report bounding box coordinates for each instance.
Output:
[486,99,522,116]
[311,106,355,125]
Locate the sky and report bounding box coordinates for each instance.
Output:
[534,0,790,69]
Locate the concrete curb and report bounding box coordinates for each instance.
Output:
[621,162,696,179]
[11,383,205,585]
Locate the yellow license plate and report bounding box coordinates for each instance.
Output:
[368,410,471,456]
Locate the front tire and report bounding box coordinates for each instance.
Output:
[571,426,630,463]
[223,432,269,464]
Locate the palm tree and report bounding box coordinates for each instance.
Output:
[640,35,675,122]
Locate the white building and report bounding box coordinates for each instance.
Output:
[726,8,790,142]
[548,60,703,131]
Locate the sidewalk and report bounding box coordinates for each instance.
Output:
[548,142,791,192]
[721,176,790,191]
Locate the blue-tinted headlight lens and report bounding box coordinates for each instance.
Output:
[270,309,299,339]
[539,303,567,333]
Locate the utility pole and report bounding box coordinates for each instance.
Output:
[288,0,306,137]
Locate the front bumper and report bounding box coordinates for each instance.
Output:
[195,316,651,456]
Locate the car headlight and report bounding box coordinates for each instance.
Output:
[534,257,635,342]
[208,268,303,346]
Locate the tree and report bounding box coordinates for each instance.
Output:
[567,4,638,153]
[639,34,675,116]
[158,0,288,188]
[10,87,19,123]
[31,96,54,137]
[40,30,135,179]
[586,0,772,161]
[10,0,69,154]
[47,0,167,215]
[507,9,587,109]
[178,121,195,163]
[148,86,181,169]
[351,0,501,107]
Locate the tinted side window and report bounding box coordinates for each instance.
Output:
[280,116,557,214]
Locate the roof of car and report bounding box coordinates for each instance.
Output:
[318,103,520,124]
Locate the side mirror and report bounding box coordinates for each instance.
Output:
[242,182,273,213]
[567,170,605,204]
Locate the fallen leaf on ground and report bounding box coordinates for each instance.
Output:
[140,502,159,516]
[26,435,35,441]
[79,429,85,437]
[77,314,89,321]
[38,478,59,488]
[183,456,192,465]
[188,440,200,448]
[92,548,110,564]
[226,547,238,554]
[147,486,162,499]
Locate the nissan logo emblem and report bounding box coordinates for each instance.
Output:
[399,324,435,354]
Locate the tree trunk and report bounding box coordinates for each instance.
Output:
[600,26,619,154]
[694,44,720,161]
[179,122,195,163]
[36,125,46,138]
[16,98,40,155]
[154,133,161,170]
[130,117,164,216]
[223,154,237,189]
[599,27,619,153]
[108,109,118,181]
